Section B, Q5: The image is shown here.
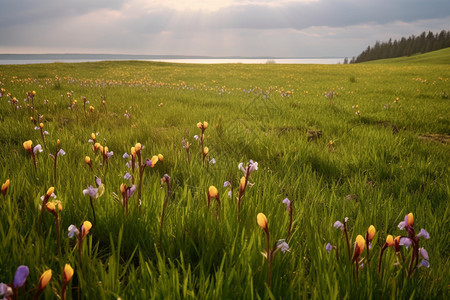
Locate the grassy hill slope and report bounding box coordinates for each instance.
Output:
[365,47,450,64]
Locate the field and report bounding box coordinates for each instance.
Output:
[0,51,449,299]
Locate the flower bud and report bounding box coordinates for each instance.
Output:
[407,212,414,227]
[257,213,268,230]
[1,179,10,196]
[37,269,52,291]
[158,154,164,161]
[367,225,376,241]
[208,186,218,198]
[63,264,74,284]
[23,140,33,151]
[385,235,394,247]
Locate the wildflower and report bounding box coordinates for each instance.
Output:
[398,212,414,230]
[46,200,63,253]
[378,234,395,277]
[88,133,96,143]
[326,243,333,253]
[237,160,258,221]
[85,156,92,169]
[119,183,137,213]
[197,121,208,131]
[61,264,73,300]
[352,234,366,263]
[416,228,430,239]
[159,174,172,243]
[275,239,290,253]
[13,265,29,289]
[257,213,268,231]
[83,178,103,225]
[418,259,430,268]
[124,172,132,180]
[194,135,199,141]
[34,269,52,299]
[68,225,79,238]
[89,105,94,112]
[207,186,221,217]
[282,198,293,240]
[1,179,10,196]
[209,158,216,164]
[23,140,42,171]
[158,154,164,161]
[0,283,13,299]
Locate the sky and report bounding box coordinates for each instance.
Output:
[0,0,449,58]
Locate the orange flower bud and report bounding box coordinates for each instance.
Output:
[1,179,10,196]
[157,154,164,161]
[40,123,44,129]
[63,264,74,284]
[46,187,55,197]
[257,213,268,230]
[208,186,218,198]
[23,140,33,151]
[385,235,394,247]
[407,212,414,227]
[134,143,142,152]
[37,269,52,291]
[367,225,376,241]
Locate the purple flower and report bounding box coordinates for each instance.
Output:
[398,214,409,230]
[127,185,137,198]
[368,242,372,250]
[276,240,290,253]
[123,152,129,159]
[333,220,344,231]
[238,160,258,176]
[223,181,231,187]
[95,177,102,187]
[325,243,332,253]
[194,135,199,141]
[124,172,132,180]
[227,190,232,198]
[209,158,216,164]
[418,259,430,268]
[282,198,291,210]
[0,283,13,299]
[33,144,43,155]
[106,150,113,159]
[68,224,79,238]
[83,185,98,198]
[344,217,349,223]
[399,237,412,249]
[145,159,152,167]
[13,265,29,288]
[40,192,56,201]
[57,149,66,156]
[417,228,430,239]
[419,247,429,260]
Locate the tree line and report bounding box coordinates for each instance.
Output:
[342,30,450,64]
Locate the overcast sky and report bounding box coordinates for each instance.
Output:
[0,0,449,57]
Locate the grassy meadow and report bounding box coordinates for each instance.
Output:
[0,50,449,299]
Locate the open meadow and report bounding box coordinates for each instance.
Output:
[0,50,449,299]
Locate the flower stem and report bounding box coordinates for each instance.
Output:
[89,197,96,226]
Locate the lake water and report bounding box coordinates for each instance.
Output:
[0,56,345,65]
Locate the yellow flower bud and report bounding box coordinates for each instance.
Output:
[63,264,74,284]
[40,123,44,129]
[85,156,91,164]
[407,212,414,227]
[131,147,136,156]
[91,133,96,140]
[158,154,164,161]
[385,235,394,247]
[23,140,33,151]
[257,213,268,230]
[151,155,158,166]
[1,179,10,195]
[197,122,202,129]
[203,147,209,155]
[37,269,52,291]
[46,187,55,197]
[134,143,142,152]
[208,186,218,198]
[81,221,92,239]
[353,234,366,259]
[203,121,208,129]
[32,90,36,95]
[120,183,126,194]
[57,139,60,146]
[89,105,94,112]
[94,142,101,151]
[367,225,376,241]
[239,176,246,192]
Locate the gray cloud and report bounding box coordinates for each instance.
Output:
[0,0,449,56]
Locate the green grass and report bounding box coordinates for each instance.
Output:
[0,58,449,299]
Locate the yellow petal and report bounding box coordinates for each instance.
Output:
[386,235,394,246]
[38,269,52,290]
[208,186,218,198]
[157,154,164,161]
[63,264,74,283]
[367,225,376,241]
[46,187,55,197]
[407,212,414,227]
[23,140,33,151]
[257,213,268,230]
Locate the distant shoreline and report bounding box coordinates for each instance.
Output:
[0,54,345,65]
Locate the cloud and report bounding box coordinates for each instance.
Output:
[0,0,449,56]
